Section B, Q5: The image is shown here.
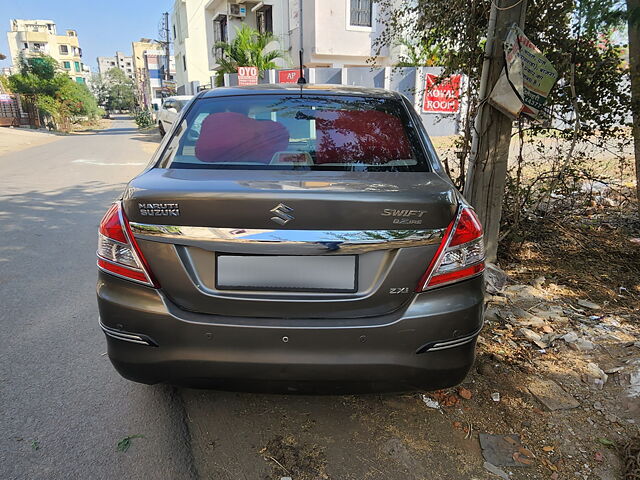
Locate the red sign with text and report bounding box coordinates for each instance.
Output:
[238,66,258,86]
[422,74,462,113]
[278,69,301,84]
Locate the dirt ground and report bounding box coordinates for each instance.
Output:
[0,126,61,156]
[485,203,640,479]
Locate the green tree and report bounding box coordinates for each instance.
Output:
[375,0,631,255]
[9,54,58,96]
[377,0,629,139]
[90,73,110,108]
[214,25,284,85]
[395,37,445,67]
[8,53,100,129]
[104,67,136,111]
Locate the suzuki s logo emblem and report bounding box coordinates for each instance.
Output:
[270,203,294,225]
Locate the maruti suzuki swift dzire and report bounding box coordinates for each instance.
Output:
[96,84,485,392]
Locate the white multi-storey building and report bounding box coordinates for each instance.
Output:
[97,56,117,75]
[96,51,134,79]
[6,19,91,84]
[172,0,393,94]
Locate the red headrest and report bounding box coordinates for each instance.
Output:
[195,112,290,163]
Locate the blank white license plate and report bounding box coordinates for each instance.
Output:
[216,255,357,292]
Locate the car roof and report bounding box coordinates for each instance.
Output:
[198,84,401,100]
[165,95,194,101]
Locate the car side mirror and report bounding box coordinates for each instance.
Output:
[167,107,177,114]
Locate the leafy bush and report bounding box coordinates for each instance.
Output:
[134,110,154,129]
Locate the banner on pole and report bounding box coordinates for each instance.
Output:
[490,26,557,119]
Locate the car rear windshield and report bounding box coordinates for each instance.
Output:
[159,94,431,172]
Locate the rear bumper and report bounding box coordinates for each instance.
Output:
[97,271,484,392]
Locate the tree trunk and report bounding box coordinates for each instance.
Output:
[628,0,640,202]
[463,0,527,262]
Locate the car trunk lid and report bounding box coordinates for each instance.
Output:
[122,168,458,318]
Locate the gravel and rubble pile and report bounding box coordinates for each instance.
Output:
[422,263,640,479]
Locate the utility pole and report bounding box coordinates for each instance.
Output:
[627,0,640,202]
[163,12,171,82]
[463,0,527,262]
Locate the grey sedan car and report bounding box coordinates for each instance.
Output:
[96,84,485,392]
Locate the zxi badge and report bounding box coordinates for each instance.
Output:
[270,203,294,225]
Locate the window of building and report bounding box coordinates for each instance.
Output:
[213,15,228,60]
[74,61,80,72]
[173,24,177,39]
[23,42,28,49]
[63,61,71,69]
[111,61,115,66]
[256,5,273,35]
[350,0,373,27]
[75,77,85,84]
[182,54,186,71]
[59,45,69,55]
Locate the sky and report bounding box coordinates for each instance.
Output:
[0,0,175,71]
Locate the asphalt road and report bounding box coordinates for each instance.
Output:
[0,118,197,480]
[0,117,494,480]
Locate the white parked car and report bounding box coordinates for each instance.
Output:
[157,95,193,136]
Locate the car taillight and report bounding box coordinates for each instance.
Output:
[97,202,158,287]
[416,206,485,291]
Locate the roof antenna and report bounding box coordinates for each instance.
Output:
[297,49,306,85]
